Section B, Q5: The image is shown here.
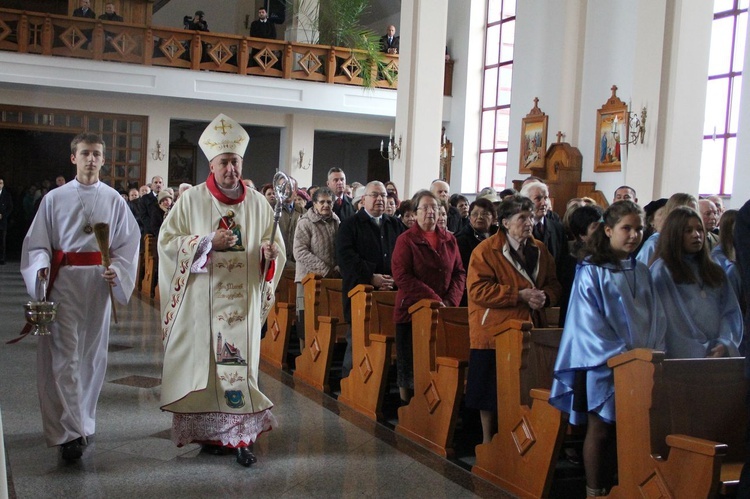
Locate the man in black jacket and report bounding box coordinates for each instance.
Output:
[520,181,565,275]
[336,181,404,376]
[380,25,400,54]
[73,0,95,18]
[328,167,356,220]
[250,7,276,39]
[99,3,124,22]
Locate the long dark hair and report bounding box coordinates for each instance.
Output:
[654,206,725,287]
[584,200,643,267]
[718,209,738,262]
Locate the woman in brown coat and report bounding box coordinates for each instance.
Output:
[466,194,561,443]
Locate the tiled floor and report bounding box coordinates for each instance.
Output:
[0,261,511,498]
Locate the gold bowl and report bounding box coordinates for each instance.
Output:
[24,301,58,336]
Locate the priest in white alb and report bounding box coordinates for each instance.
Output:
[158,113,285,468]
[21,132,140,461]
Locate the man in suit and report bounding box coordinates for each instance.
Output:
[99,3,124,22]
[520,181,565,274]
[336,181,404,377]
[140,175,163,236]
[431,179,462,232]
[73,0,95,18]
[327,167,356,220]
[380,25,400,54]
[0,178,13,264]
[250,7,277,39]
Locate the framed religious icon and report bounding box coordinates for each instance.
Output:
[168,139,196,186]
[594,85,628,172]
[519,97,548,173]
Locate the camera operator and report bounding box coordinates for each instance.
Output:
[184,10,209,32]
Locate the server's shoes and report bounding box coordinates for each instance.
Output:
[200,444,228,455]
[61,439,83,461]
[236,447,257,467]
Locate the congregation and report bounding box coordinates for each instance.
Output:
[6,120,749,496]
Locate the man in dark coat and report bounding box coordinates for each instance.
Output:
[521,181,566,274]
[140,175,163,236]
[250,7,277,39]
[380,25,400,54]
[336,181,404,376]
[0,178,13,264]
[99,3,124,22]
[73,0,95,18]
[328,167,356,221]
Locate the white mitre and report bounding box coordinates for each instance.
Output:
[199,113,249,161]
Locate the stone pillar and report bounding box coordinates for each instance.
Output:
[279,113,315,188]
[393,0,450,198]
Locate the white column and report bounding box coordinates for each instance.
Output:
[394,0,450,199]
[279,113,316,187]
[656,0,713,197]
[147,115,170,186]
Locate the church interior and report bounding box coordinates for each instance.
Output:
[1,0,749,497]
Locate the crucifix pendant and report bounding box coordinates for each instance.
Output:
[83,223,93,234]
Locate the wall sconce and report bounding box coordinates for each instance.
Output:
[151,140,165,161]
[627,107,647,145]
[380,129,402,161]
[297,149,311,170]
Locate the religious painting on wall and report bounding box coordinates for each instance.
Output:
[519,97,548,173]
[594,85,628,173]
[168,142,196,186]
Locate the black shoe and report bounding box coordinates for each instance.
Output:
[200,444,229,455]
[61,439,83,460]
[236,447,257,467]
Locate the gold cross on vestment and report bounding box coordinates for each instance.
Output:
[215,119,233,135]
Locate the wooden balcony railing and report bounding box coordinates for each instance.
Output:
[0,8,402,90]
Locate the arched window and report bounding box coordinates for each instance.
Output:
[700,0,747,195]
[477,0,516,191]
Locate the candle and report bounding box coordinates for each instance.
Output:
[612,116,618,134]
[380,140,384,152]
[619,122,628,174]
[389,129,393,140]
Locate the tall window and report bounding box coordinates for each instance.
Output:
[477,0,516,191]
[700,0,747,195]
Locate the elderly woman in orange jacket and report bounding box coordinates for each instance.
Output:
[466,194,561,443]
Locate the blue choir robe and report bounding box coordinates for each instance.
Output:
[711,245,742,301]
[651,256,742,359]
[635,231,659,266]
[549,258,665,425]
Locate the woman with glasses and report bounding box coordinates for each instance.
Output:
[292,187,340,351]
[466,194,561,444]
[391,190,466,403]
[455,197,497,305]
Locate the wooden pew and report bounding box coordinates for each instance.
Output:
[605,349,747,498]
[140,234,157,299]
[472,320,567,499]
[544,306,561,327]
[260,268,297,370]
[293,273,348,393]
[338,285,397,421]
[395,300,470,457]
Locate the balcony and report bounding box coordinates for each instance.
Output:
[0,8,400,90]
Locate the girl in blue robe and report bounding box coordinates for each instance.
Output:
[651,207,742,358]
[549,201,666,496]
